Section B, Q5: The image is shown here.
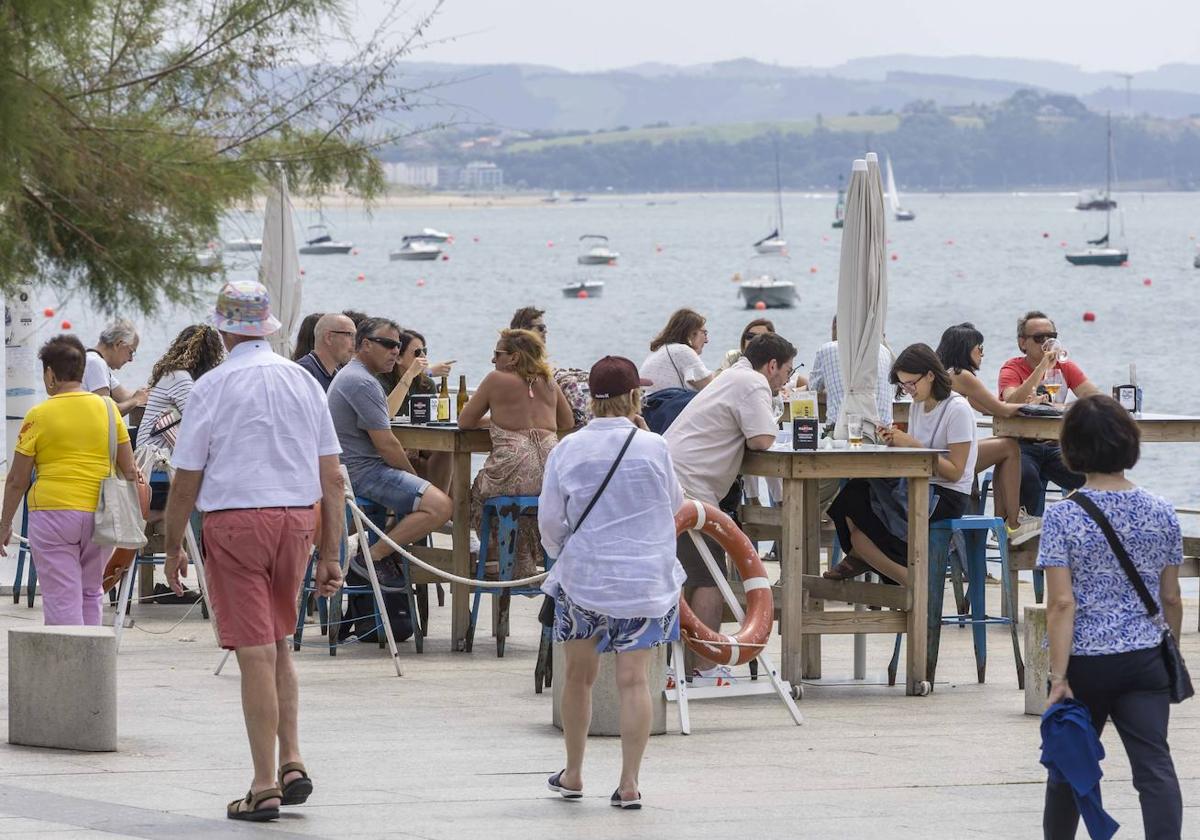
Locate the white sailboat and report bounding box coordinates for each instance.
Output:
[1066,113,1129,267]
[886,157,916,222]
[754,143,788,254]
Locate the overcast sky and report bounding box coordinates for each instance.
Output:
[355,0,1199,73]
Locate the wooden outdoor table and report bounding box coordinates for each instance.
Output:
[390,423,491,651]
[741,444,940,696]
[992,412,1200,443]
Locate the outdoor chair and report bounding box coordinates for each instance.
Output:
[886,514,1024,689]
[10,499,36,607]
[467,495,554,692]
[979,468,1055,607]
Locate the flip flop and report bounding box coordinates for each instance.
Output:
[547,770,582,799]
[822,554,870,581]
[227,787,281,822]
[278,762,313,806]
[611,789,642,810]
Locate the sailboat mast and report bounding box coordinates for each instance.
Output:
[1105,111,1112,241]
[773,140,784,236]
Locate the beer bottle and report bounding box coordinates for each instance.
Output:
[437,375,451,421]
[457,374,469,416]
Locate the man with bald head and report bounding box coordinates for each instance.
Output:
[296,313,356,391]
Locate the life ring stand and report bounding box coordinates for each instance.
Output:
[675,500,774,666]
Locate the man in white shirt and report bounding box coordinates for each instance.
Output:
[807,315,895,427]
[84,319,148,416]
[665,332,796,681]
[163,281,344,823]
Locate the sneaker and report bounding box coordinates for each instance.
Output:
[690,666,737,687]
[1007,512,1042,547]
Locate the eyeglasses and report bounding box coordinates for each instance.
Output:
[896,374,924,394]
[1026,332,1058,344]
[365,335,401,350]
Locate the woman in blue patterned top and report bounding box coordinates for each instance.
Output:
[1039,395,1183,839]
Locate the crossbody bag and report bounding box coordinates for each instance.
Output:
[1067,492,1193,703]
[537,426,639,626]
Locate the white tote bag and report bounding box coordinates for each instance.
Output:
[92,397,148,549]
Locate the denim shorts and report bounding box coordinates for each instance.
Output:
[553,589,679,654]
[352,464,431,515]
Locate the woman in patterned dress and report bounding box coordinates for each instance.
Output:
[1040,395,1183,839]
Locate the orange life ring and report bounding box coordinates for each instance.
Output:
[675,499,774,666]
[101,474,153,593]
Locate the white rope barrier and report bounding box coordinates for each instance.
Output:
[344,496,549,589]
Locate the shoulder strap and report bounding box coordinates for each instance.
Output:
[664,345,687,388]
[571,427,638,534]
[1067,492,1159,618]
[101,395,118,476]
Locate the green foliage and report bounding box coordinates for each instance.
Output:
[1,0,440,313]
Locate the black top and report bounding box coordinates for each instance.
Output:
[297,352,335,392]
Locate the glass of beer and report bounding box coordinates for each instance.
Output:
[1043,368,1064,402]
[847,413,864,447]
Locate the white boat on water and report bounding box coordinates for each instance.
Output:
[562,280,604,298]
[1193,250,1199,269]
[754,144,788,254]
[298,224,353,255]
[419,227,451,242]
[390,236,442,261]
[886,157,916,221]
[737,256,797,309]
[224,237,262,252]
[577,234,619,265]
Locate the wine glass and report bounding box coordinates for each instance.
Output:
[1043,368,1065,403]
[771,394,785,426]
[1043,339,1069,363]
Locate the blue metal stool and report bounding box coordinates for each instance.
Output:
[979,468,1047,603]
[466,496,553,678]
[11,501,36,607]
[886,515,1024,689]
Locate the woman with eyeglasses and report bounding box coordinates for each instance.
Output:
[459,329,574,578]
[84,319,149,418]
[510,306,591,430]
[715,317,810,386]
[936,323,1041,546]
[639,308,713,396]
[825,344,977,585]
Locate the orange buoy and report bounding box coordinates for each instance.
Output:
[356,273,365,281]
[60,320,72,329]
[675,500,773,666]
[1143,278,1152,286]
[42,308,54,317]
[890,253,899,261]
[809,266,818,273]
[1083,311,1096,322]
[754,301,767,310]
[576,290,588,299]
[416,278,426,287]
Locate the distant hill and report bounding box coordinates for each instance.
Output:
[394,55,1200,132]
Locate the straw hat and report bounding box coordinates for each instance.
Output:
[211,280,282,337]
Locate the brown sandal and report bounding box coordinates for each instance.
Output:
[279,761,313,806]
[227,787,282,822]
[822,555,870,581]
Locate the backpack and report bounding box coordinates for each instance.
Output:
[641,387,698,435]
[337,563,414,644]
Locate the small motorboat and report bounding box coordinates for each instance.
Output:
[390,236,442,261]
[562,280,604,298]
[224,238,262,252]
[577,234,619,265]
[298,224,353,255]
[1065,245,1129,267]
[1075,189,1117,211]
[419,227,451,242]
[737,256,797,309]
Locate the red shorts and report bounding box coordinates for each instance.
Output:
[202,507,316,650]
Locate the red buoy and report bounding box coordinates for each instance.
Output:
[576,290,588,299]
[473,236,479,242]
[945,239,954,245]
[441,254,449,261]
[754,301,767,311]
[1042,232,1050,238]
[1083,311,1096,322]
[352,248,360,255]
[1143,278,1152,286]
[356,273,365,281]
[810,266,818,273]
[890,253,899,261]
[42,308,54,317]
[547,241,554,248]
[416,278,426,287]
[299,269,306,276]
[1060,241,1068,247]
[655,244,664,252]
[60,320,72,329]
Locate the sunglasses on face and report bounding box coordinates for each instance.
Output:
[413,347,427,357]
[492,349,509,361]
[1026,332,1058,344]
[365,335,401,350]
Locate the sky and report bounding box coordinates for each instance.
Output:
[351,0,1200,74]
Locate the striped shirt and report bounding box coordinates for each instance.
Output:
[141,369,193,448]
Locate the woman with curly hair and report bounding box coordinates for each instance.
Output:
[140,324,225,452]
[459,329,574,578]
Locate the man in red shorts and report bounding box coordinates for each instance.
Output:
[164,280,344,822]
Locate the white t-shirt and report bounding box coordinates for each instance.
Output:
[140,370,194,448]
[82,350,119,394]
[640,344,711,395]
[665,357,778,505]
[908,393,978,495]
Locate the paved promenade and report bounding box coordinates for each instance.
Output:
[0,581,1196,839]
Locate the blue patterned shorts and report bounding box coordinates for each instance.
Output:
[553,589,679,653]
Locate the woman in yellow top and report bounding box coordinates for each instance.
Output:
[0,335,138,625]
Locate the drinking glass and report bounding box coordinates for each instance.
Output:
[1043,339,1069,363]
[771,394,785,425]
[1043,368,1065,403]
[847,413,864,447]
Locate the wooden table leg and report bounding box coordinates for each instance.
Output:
[451,450,472,651]
[799,479,822,679]
[779,476,804,684]
[906,476,931,696]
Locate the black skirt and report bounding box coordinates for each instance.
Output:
[827,478,969,567]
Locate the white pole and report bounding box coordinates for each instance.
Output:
[5,286,40,546]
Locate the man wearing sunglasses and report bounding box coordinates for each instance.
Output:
[296,313,356,392]
[998,310,1099,515]
[327,317,453,566]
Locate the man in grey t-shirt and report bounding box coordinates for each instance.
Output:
[326,317,451,563]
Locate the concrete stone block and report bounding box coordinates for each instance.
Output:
[8,626,117,751]
[551,642,667,736]
[1024,605,1048,716]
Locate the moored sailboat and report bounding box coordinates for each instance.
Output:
[1066,113,1128,267]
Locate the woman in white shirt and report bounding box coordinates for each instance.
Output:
[825,344,977,585]
[639,308,713,395]
[539,356,684,810]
